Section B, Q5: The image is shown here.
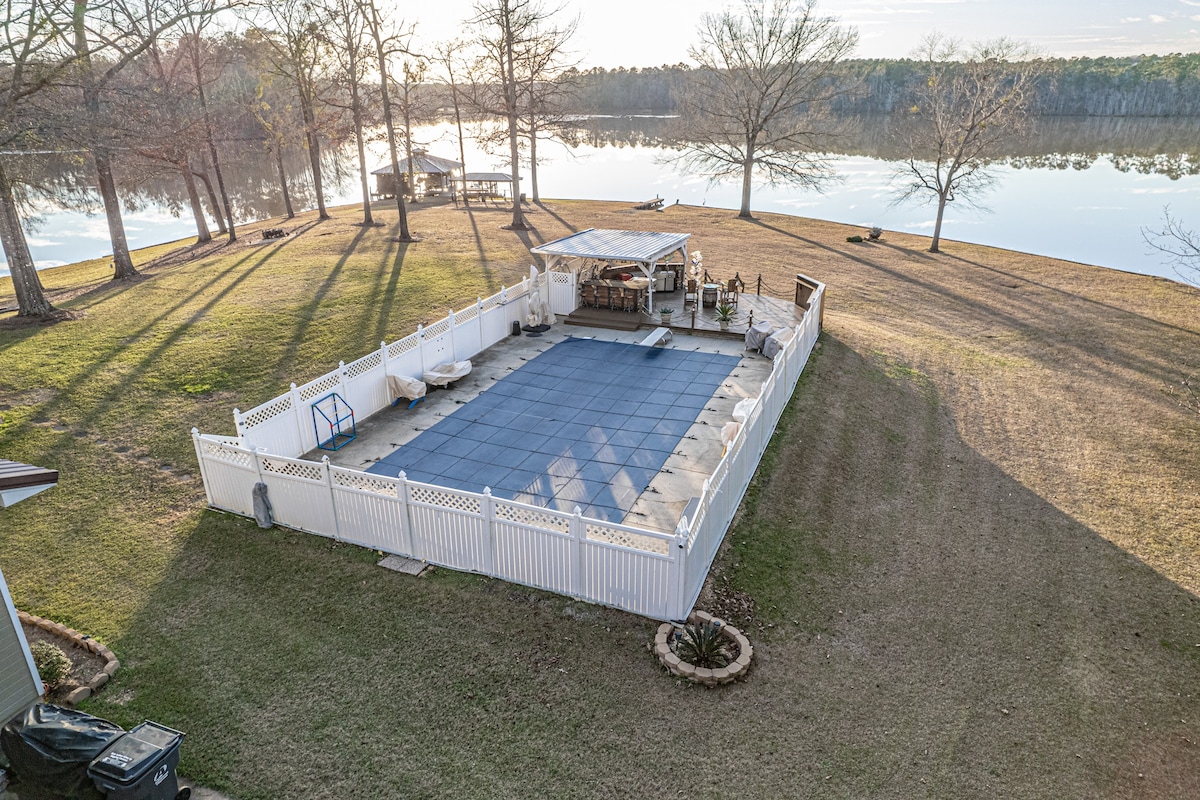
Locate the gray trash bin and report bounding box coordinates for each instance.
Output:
[87,722,187,800]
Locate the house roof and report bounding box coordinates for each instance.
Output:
[0,459,59,508]
[372,153,462,176]
[530,228,691,265]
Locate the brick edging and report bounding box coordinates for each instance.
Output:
[17,610,119,706]
[655,610,753,686]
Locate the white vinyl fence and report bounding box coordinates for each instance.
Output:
[193,271,822,622]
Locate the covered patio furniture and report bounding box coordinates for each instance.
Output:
[745,320,775,352]
[423,360,473,388]
[387,374,428,409]
[762,328,795,360]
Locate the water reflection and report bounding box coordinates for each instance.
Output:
[2,115,1198,280]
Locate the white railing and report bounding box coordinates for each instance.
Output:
[193,274,823,621]
[231,274,543,457]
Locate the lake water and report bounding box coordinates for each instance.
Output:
[4,117,1198,283]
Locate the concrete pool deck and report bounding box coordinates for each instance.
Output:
[315,323,778,533]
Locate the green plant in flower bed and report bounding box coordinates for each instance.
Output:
[674,620,734,668]
[30,641,73,690]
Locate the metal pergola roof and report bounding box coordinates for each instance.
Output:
[459,172,514,183]
[531,228,690,266]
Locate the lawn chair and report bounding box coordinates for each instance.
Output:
[684,279,698,308]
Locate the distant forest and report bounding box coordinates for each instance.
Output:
[562,53,1200,117]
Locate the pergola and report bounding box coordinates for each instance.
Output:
[531,228,690,314]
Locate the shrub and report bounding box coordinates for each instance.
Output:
[30,641,73,690]
[846,235,864,243]
[674,620,734,668]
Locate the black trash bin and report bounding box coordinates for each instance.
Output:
[1,703,124,800]
[87,722,186,800]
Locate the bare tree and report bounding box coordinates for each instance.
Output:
[1143,206,1200,287]
[893,34,1038,253]
[471,0,571,230]
[357,0,413,240]
[0,0,81,315]
[398,57,426,203]
[322,0,375,224]
[255,0,333,220]
[432,38,472,205]
[674,0,857,220]
[71,0,213,280]
[517,13,576,203]
[182,6,237,241]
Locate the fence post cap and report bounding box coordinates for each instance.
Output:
[398,469,407,480]
[290,382,298,390]
[483,487,492,497]
[573,505,583,517]
[191,427,199,435]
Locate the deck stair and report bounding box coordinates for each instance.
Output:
[563,306,643,332]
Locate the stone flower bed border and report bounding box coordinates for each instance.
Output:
[655,610,753,686]
[18,610,119,705]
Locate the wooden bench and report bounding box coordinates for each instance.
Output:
[640,327,673,348]
[633,197,664,211]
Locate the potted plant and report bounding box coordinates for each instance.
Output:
[714,302,736,331]
[658,306,675,325]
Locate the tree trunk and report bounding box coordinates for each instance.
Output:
[368,5,411,242]
[0,163,53,316]
[74,0,137,280]
[449,65,469,207]
[348,52,372,225]
[503,22,527,230]
[94,148,137,279]
[275,145,294,219]
[529,116,540,203]
[402,83,416,204]
[738,147,755,219]
[180,162,211,243]
[194,166,227,234]
[191,42,236,242]
[299,90,329,220]
[930,194,947,253]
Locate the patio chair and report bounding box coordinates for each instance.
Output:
[620,287,638,313]
[720,277,740,308]
[581,284,597,308]
[684,279,698,308]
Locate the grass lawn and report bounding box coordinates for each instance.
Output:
[2,199,1199,798]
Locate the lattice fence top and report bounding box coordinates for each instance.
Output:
[199,439,255,468]
[480,294,502,312]
[388,334,419,359]
[586,523,670,556]
[549,272,573,284]
[346,351,382,379]
[261,457,324,482]
[423,318,451,339]
[408,484,481,514]
[507,282,530,299]
[494,501,571,534]
[299,373,342,402]
[454,303,480,323]
[332,468,399,497]
[241,395,293,429]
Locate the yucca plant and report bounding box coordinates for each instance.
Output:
[673,619,734,668]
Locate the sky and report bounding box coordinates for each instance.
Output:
[400,0,1200,68]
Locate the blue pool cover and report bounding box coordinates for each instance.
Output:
[367,337,741,522]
